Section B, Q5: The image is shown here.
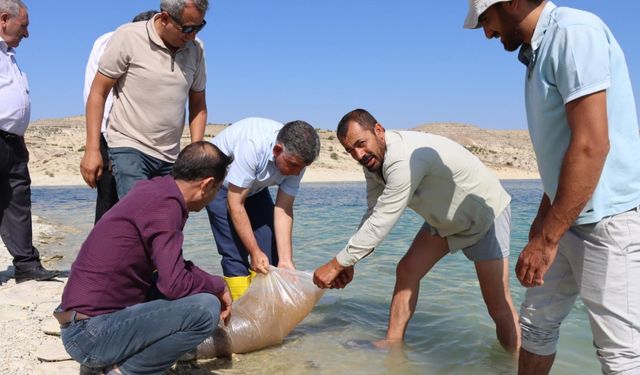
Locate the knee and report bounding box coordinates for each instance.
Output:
[395,259,416,284]
[519,317,560,356]
[486,299,515,323]
[190,294,221,331]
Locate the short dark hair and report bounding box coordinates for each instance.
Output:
[276,120,320,165]
[337,108,378,140]
[132,10,157,23]
[171,141,232,183]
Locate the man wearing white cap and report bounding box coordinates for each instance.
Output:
[464,1,640,374]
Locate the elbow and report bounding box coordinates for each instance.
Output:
[576,137,609,162]
[589,138,610,161]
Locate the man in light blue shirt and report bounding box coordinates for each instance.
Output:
[466,0,640,374]
[207,117,320,300]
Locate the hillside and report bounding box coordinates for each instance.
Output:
[23,116,538,186]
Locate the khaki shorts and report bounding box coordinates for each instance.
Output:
[421,205,511,262]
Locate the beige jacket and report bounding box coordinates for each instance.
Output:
[336,131,511,267]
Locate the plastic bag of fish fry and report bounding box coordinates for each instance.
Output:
[196,266,325,357]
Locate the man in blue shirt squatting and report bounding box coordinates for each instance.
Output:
[465,0,640,374]
[207,117,320,300]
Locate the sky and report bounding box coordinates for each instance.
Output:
[15,0,640,130]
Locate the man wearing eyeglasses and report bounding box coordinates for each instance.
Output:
[81,0,209,200]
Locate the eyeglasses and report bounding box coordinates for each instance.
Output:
[163,11,207,34]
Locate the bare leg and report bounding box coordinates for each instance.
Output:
[518,348,554,375]
[383,228,449,342]
[475,258,520,353]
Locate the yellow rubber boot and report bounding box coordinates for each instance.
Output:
[224,271,257,301]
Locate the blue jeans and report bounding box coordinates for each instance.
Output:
[109,147,173,199]
[61,294,220,375]
[206,186,278,277]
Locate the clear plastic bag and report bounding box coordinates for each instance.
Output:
[197,266,325,357]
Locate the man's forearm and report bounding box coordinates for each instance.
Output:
[539,140,608,245]
[228,204,261,256]
[85,93,107,152]
[273,205,293,264]
[188,106,207,143]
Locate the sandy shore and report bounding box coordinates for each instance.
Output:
[0,219,79,375]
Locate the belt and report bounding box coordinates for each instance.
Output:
[0,129,19,139]
[53,310,91,328]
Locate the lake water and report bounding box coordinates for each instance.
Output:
[32,180,601,375]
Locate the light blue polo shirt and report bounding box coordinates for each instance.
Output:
[520,2,640,224]
[211,117,304,197]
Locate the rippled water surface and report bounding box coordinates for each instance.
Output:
[32,180,600,374]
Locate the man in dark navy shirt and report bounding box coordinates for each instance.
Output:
[56,141,232,375]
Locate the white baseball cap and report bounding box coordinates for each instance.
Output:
[463,0,510,29]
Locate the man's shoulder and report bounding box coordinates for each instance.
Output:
[92,31,114,48]
[233,117,282,130]
[225,117,282,142]
[110,21,148,42]
[125,178,182,211]
[551,6,605,32]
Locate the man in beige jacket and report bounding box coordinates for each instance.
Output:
[314,108,520,352]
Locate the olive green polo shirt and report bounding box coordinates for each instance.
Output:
[99,16,206,162]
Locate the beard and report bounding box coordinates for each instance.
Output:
[359,137,387,173]
[497,4,526,52]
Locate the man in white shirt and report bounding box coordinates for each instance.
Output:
[1,0,63,282]
[83,10,156,223]
[207,117,320,300]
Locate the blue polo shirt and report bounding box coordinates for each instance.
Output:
[210,117,304,197]
[520,2,640,224]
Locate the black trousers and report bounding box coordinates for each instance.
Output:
[0,134,41,272]
[94,134,118,223]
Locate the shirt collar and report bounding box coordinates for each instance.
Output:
[0,36,15,55]
[518,1,557,67]
[147,15,167,50]
[147,14,192,53]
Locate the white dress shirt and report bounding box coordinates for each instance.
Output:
[211,117,305,197]
[0,37,30,136]
[83,31,114,136]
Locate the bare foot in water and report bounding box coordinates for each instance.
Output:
[372,338,403,350]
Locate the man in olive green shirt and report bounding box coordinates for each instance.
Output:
[314,108,520,352]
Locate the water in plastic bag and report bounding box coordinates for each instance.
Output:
[196,266,325,357]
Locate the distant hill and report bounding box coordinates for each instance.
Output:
[24,116,538,184]
[412,122,538,173]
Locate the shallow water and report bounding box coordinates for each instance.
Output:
[33,180,600,374]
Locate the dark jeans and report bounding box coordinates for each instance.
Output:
[109,147,173,199]
[0,134,42,272]
[61,294,220,375]
[206,186,278,277]
[94,134,118,223]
